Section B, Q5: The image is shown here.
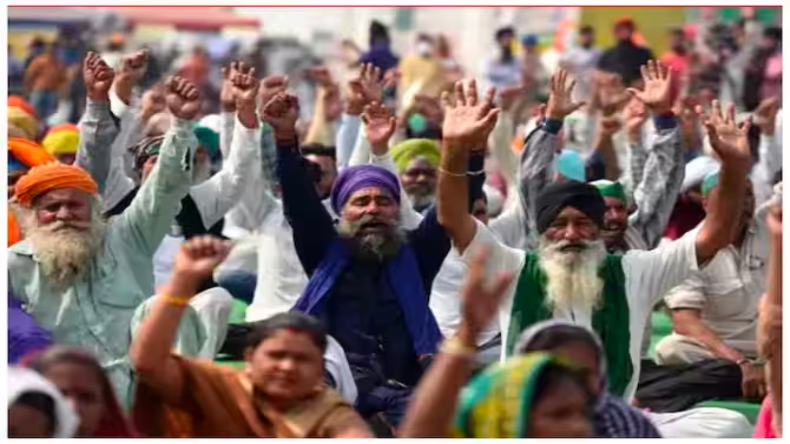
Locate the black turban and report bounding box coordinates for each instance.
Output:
[535,181,606,234]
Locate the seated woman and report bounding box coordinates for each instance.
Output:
[27,346,137,437]
[515,320,662,437]
[398,248,595,438]
[8,366,78,438]
[129,235,373,438]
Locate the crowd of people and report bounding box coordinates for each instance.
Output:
[6,8,783,439]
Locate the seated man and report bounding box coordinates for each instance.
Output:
[263,93,452,428]
[8,75,204,406]
[436,65,754,401]
[655,174,773,401]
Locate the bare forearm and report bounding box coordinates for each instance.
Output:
[675,314,745,362]
[696,164,747,263]
[437,143,474,251]
[594,132,621,180]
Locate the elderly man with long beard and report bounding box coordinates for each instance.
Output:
[8,75,204,406]
[436,68,756,402]
[260,92,467,430]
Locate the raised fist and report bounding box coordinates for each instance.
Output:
[165,76,202,121]
[118,50,148,83]
[230,62,259,108]
[261,93,300,144]
[83,52,115,102]
[257,74,289,116]
[173,236,231,285]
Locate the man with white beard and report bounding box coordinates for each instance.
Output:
[8,73,206,407]
[435,64,755,402]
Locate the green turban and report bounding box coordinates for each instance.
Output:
[193,126,220,161]
[390,138,441,175]
[590,179,626,202]
[701,171,720,196]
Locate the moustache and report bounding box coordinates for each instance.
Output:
[43,220,91,233]
[550,240,591,253]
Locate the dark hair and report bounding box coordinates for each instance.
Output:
[370,21,390,45]
[301,143,337,160]
[495,27,516,41]
[764,27,782,42]
[532,362,593,406]
[27,346,110,402]
[518,325,601,366]
[579,25,594,35]
[14,391,58,436]
[246,312,328,353]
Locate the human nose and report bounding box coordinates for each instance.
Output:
[563,222,582,241]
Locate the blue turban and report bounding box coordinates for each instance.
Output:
[331,164,401,214]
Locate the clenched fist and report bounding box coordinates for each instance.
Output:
[172,236,231,287]
[261,93,300,145]
[165,76,202,121]
[83,52,115,102]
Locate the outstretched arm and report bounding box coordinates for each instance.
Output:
[436,80,500,254]
[118,77,201,257]
[265,93,337,276]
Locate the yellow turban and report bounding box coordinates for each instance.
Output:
[8,107,38,141]
[14,163,98,207]
[42,124,80,155]
[390,139,441,174]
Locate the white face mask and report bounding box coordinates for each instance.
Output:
[417,41,434,57]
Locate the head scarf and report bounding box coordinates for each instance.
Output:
[536,181,606,234]
[8,96,36,117]
[129,136,165,172]
[701,171,720,196]
[682,156,719,193]
[8,107,38,140]
[514,321,662,438]
[41,124,80,156]
[556,149,586,182]
[198,114,222,134]
[591,180,626,202]
[330,164,401,214]
[7,366,79,438]
[193,125,221,163]
[14,163,98,207]
[390,139,441,174]
[452,353,566,438]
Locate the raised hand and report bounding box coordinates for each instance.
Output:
[545,69,585,121]
[172,236,231,287]
[599,115,622,138]
[261,93,300,144]
[83,52,115,102]
[305,65,335,88]
[114,50,148,105]
[220,61,242,113]
[627,60,674,115]
[362,101,397,154]
[165,76,202,121]
[596,72,630,116]
[458,247,514,343]
[257,74,289,116]
[346,63,393,115]
[753,97,780,136]
[767,192,782,242]
[321,83,344,122]
[623,96,648,135]
[441,79,499,150]
[696,100,752,171]
[230,62,259,129]
[498,85,527,113]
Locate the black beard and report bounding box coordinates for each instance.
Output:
[341,231,402,261]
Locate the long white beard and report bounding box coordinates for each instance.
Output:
[18,209,106,288]
[537,236,608,314]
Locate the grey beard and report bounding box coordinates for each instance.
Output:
[537,235,608,313]
[409,193,435,212]
[337,217,405,261]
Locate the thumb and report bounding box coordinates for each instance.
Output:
[626,88,643,101]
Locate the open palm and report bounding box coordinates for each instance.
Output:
[698,100,752,170]
[627,60,673,114]
[441,80,499,148]
[546,69,585,120]
[362,101,397,150]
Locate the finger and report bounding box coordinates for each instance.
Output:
[711,100,722,122]
[550,71,558,93]
[467,79,478,107]
[454,81,467,106]
[739,116,753,136]
[481,108,501,127]
[659,61,670,81]
[567,79,577,96]
[725,103,736,125]
[373,66,381,82]
[640,64,650,83]
[569,101,587,114]
[440,91,453,110]
[388,116,397,134]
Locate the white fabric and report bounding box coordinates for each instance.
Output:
[461,219,700,401]
[559,46,602,103]
[8,366,79,438]
[324,336,358,404]
[188,288,233,358]
[682,156,720,193]
[662,203,771,360]
[645,408,753,438]
[153,234,184,291]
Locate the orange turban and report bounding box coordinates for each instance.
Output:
[9,138,56,170]
[14,163,98,207]
[8,96,35,117]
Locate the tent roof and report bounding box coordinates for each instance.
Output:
[110,7,260,31]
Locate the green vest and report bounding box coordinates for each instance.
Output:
[506,253,633,396]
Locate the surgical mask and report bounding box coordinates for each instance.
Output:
[417,41,434,57]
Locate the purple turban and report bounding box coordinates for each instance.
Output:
[330,164,401,213]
